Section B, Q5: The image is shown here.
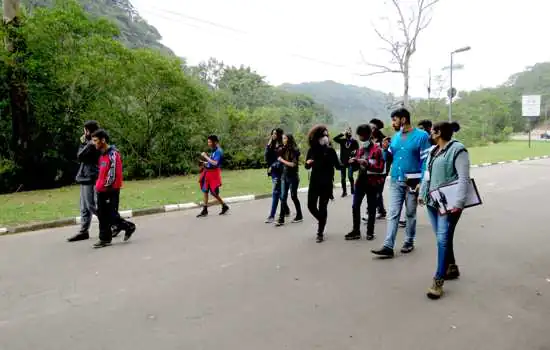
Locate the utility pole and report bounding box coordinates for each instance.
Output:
[448,46,471,122]
[427,68,432,117]
[4,0,32,189]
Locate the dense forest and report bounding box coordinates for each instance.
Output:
[20,0,173,54]
[0,1,332,193]
[0,0,548,195]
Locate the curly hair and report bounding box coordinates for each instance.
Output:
[307,124,328,147]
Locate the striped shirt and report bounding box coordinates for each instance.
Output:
[386,128,432,182]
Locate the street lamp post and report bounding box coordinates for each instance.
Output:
[448,46,471,122]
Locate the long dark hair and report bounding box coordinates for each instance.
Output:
[269,128,284,149]
[307,124,328,147]
[282,133,298,160]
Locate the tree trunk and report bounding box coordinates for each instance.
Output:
[4,0,33,190]
[402,66,410,107]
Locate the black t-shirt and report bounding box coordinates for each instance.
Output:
[333,133,360,162]
[281,148,300,177]
[305,145,342,187]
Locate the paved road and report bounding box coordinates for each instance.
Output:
[1,160,550,350]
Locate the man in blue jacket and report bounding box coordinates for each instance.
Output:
[371,108,431,257]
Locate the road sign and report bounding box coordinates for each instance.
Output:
[522,95,541,117]
[447,87,457,99]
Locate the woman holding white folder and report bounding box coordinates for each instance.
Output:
[419,121,470,300]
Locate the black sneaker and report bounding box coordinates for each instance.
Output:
[316,234,324,243]
[341,192,347,198]
[123,224,136,242]
[112,225,122,238]
[275,220,284,227]
[197,207,208,218]
[345,231,361,240]
[292,216,303,223]
[398,220,406,228]
[366,233,375,241]
[371,246,395,257]
[400,242,415,254]
[93,240,112,249]
[220,204,230,215]
[67,232,90,242]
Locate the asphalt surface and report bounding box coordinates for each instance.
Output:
[1,160,550,350]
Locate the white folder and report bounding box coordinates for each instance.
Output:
[429,178,482,215]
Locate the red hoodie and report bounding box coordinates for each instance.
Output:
[96,146,123,192]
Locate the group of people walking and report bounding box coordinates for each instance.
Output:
[264,108,471,300]
[68,121,136,248]
[70,107,471,299]
[69,123,230,249]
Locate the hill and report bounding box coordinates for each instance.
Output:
[413,61,550,146]
[21,0,173,54]
[279,81,391,126]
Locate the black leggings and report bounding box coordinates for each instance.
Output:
[307,186,332,235]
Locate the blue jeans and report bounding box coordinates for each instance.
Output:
[269,176,289,218]
[382,180,419,249]
[427,206,461,279]
[279,175,302,221]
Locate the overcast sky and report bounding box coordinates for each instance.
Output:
[132,0,549,98]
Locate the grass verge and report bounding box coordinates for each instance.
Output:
[1,140,549,227]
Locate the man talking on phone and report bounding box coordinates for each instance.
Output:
[67,121,100,243]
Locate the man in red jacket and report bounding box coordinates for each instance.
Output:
[91,129,136,249]
[345,124,386,241]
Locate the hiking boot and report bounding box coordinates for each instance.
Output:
[265,217,275,224]
[445,264,460,280]
[316,234,324,243]
[427,278,445,300]
[220,204,230,215]
[93,240,112,249]
[196,207,208,218]
[371,246,394,257]
[123,223,136,242]
[292,216,303,223]
[345,231,361,241]
[366,233,375,241]
[67,232,89,242]
[400,242,415,254]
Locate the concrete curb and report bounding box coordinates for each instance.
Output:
[2,155,549,235]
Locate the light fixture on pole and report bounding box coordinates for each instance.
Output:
[448,46,471,122]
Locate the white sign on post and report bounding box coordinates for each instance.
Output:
[522,95,541,117]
